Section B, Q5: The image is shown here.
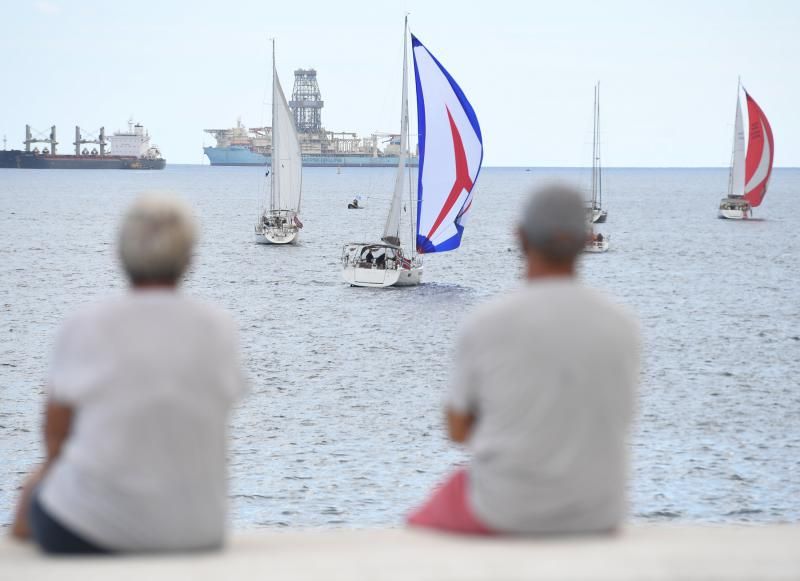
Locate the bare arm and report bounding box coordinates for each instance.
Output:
[447,408,475,443]
[43,400,73,465]
[11,400,73,539]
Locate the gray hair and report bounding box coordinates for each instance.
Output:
[118,194,197,284]
[519,184,587,262]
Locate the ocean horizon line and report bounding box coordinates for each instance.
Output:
[170,163,800,171]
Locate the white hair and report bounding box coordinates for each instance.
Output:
[118,194,197,284]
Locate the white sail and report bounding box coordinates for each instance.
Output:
[271,52,303,213]
[382,18,409,248]
[729,91,746,198]
[591,83,600,208]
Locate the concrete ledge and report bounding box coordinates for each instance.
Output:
[1,526,799,580]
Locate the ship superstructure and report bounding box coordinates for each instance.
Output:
[204,68,418,167]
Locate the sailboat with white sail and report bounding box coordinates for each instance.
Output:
[255,41,303,244]
[718,81,774,220]
[587,82,607,224]
[341,17,483,287]
[584,83,609,253]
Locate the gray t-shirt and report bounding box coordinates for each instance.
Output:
[447,278,639,534]
[40,291,246,551]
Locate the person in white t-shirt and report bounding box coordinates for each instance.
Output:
[408,184,640,535]
[12,194,247,554]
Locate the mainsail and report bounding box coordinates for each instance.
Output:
[743,90,774,207]
[729,92,746,198]
[271,49,303,213]
[412,35,483,254]
[382,19,410,248]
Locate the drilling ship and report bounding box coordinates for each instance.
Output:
[0,121,165,169]
[204,69,418,167]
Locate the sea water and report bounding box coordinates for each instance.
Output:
[1,165,798,528]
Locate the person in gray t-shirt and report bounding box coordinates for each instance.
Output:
[12,194,247,553]
[408,184,639,535]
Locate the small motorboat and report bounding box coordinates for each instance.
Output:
[584,232,609,253]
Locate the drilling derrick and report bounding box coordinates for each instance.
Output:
[289,69,324,133]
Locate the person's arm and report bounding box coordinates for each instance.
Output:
[446,408,475,443]
[43,400,73,465]
[445,319,481,444]
[11,400,73,539]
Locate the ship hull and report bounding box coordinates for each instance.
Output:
[204,146,419,168]
[0,151,165,170]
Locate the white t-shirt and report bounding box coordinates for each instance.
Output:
[447,278,639,534]
[40,291,246,552]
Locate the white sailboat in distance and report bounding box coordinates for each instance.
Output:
[718,80,774,220]
[255,40,303,244]
[585,83,609,253]
[341,17,483,287]
[587,82,607,224]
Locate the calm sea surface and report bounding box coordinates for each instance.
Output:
[1,165,799,529]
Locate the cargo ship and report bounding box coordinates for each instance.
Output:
[0,121,165,169]
[204,69,418,167]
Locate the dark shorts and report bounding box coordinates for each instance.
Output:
[29,489,109,555]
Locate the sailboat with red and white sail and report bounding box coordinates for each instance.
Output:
[718,82,774,220]
[341,17,483,287]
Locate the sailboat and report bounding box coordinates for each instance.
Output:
[584,83,609,253]
[255,41,303,244]
[718,81,774,220]
[587,82,607,224]
[341,17,483,287]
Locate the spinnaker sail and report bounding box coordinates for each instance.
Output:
[412,35,483,254]
[743,90,774,208]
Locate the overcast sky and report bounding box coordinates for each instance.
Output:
[2,0,797,166]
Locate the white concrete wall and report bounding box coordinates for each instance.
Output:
[2,526,799,580]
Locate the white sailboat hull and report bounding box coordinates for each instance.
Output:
[341,243,422,287]
[718,208,750,220]
[255,208,301,244]
[587,207,608,224]
[718,197,752,220]
[342,264,422,287]
[255,227,299,244]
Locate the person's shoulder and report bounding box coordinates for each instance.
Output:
[60,296,127,326]
[461,285,532,334]
[579,286,640,335]
[180,296,240,334]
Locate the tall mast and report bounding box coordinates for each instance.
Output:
[381,15,409,248]
[271,38,278,212]
[591,84,597,209]
[405,15,415,259]
[597,82,602,209]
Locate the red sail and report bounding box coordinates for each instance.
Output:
[743,91,774,207]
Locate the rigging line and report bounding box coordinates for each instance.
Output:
[591,84,597,207]
[597,82,602,208]
[727,78,741,197]
[271,38,279,213]
[256,37,273,220]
